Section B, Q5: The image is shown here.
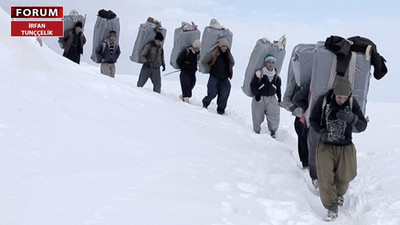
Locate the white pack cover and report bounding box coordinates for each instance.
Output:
[62,14,85,33]
[169,28,201,69]
[242,38,286,97]
[58,11,86,49]
[289,44,316,87]
[130,23,167,63]
[90,16,120,63]
[198,26,233,73]
[308,42,372,118]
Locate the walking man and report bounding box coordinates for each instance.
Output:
[137,32,166,93]
[309,78,368,221]
[177,39,201,103]
[201,37,235,115]
[95,31,121,78]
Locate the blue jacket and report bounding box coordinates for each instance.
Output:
[95,39,121,64]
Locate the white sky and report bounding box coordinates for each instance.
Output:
[1,4,400,224]
[1,0,399,102]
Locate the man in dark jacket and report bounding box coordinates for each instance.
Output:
[309,78,368,222]
[59,21,86,64]
[95,31,121,78]
[177,39,201,103]
[137,32,166,93]
[202,38,235,115]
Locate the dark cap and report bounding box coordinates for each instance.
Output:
[154,32,164,41]
[109,30,117,37]
[75,21,83,28]
[334,78,352,96]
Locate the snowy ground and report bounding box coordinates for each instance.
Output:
[1,6,400,225]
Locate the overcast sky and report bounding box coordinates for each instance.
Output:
[2,0,399,102]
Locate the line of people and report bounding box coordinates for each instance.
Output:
[58,22,291,151]
[59,22,121,79]
[59,21,368,222]
[136,34,236,117]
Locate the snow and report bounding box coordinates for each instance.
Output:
[1,3,400,225]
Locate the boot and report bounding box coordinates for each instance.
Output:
[323,210,338,222]
[337,195,344,207]
[312,179,319,191]
[270,131,276,139]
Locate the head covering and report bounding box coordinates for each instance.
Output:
[334,78,352,96]
[192,39,201,48]
[218,37,229,47]
[109,30,117,37]
[154,32,164,41]
[264,55,276,63]
[75,21,83,28]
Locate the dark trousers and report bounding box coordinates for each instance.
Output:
[294,117,309,167]
[137,65,161,93]
[179,70,196,98]
[307,128,320,180]
[202,76,231,113]
[63,46,81,64]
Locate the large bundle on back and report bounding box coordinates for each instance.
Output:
[308,40,373,121]
[62,10,86,33]
[198,19,233,73]
[90,9,120,63]
[58,10,86,48]
[308,35,387,119]
[130,17,167,63]
[280,43,314,112]
[242,35,286,97]
[289,43,316,87]
[170,22,201,69]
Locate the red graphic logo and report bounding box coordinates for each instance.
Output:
[11,6,63,18]
[11,6,63,37]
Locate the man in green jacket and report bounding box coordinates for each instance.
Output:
[137,32,166,93]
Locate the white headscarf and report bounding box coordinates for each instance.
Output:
[262,67,276,82]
